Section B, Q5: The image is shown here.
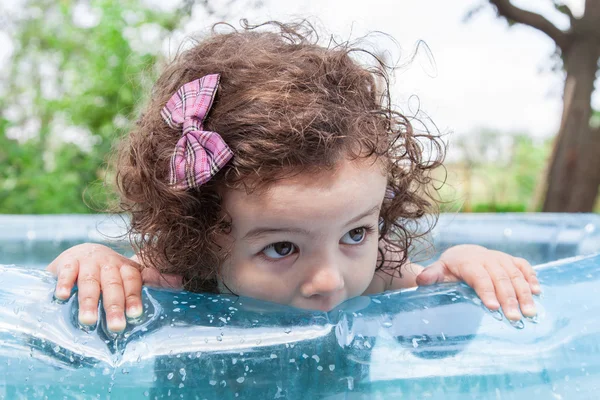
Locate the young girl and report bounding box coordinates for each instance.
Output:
[47,21,540,333]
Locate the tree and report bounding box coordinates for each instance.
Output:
[482,0,600,212]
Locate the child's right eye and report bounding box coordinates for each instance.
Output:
[261,242,297,260]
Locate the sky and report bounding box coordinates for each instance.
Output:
[1,0,596,140]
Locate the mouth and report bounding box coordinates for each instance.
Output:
[306,295,344,312]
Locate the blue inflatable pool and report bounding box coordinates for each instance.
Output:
[1,214,599,399]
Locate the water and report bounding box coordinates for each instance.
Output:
[1,213,600,399]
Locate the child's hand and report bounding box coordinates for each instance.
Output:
[47,244,183,332]
[416,244,541,321]
[47,244,144,332]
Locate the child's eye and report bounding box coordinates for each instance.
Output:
[340,227,370,245]
[261,242,297,259]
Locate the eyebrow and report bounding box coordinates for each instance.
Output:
[242,204,381,241]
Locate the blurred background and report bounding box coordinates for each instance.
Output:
[0,0,598,214]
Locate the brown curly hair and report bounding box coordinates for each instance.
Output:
[115,20,445,293]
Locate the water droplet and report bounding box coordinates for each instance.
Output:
[329,364,335,371]
[489,309,504,321]
[270,354,277,359]
[317,366,323,371]
[381,321,393,328]
[525,314,539,324]
[412,338,420,348]
[236,377,245,383]
[347,377,354,390]
[216,336,223,342]
[312,355,320,363]
[209,380,217,386]
[510,319,525,329]
[372,298,381,304]
[167,372,174,380]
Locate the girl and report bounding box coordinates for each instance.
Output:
[48,21,540,333]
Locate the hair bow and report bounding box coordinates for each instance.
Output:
[160,74,233,189]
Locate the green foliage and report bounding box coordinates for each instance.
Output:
[439,132,552,213]
[0,0,188,213]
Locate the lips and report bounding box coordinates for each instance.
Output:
[309,295,344,312]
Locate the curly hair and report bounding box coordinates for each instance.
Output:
[115,20,445,293]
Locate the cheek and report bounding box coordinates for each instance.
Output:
[346,240,380,292]
[220,255,295,304]
[356,242,379,286]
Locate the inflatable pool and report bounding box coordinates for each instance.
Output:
[1,213,599,399]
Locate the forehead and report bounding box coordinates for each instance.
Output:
[222,157,387,228]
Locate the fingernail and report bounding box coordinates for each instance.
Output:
[55,287,70,299]
[126,306,142,318]
[505,307,521,320]
[79,311,97,325]
[522,303,537,316]
[109,317,126,333]
[532,284,541,293]
[487,300,500,309]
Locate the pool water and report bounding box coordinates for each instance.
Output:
[1,213,599,399]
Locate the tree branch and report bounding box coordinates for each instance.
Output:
[553,1,576,23]
[488,0,570,51]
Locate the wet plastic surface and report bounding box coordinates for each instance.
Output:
[0,213,599,399]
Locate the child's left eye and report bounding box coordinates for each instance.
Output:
[340,227,371,245]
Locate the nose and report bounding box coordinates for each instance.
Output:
[300,262,345,298]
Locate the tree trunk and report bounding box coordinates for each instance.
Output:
[542,39,600,212]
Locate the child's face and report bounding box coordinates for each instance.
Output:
[218,157,388,311]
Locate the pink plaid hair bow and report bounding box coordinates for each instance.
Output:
[160,74,233,189]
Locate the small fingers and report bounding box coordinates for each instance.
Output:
[77,265,102,327]
[458,264,500,310]
[100,264,127,332]
[121,264,143,318]
[514,257,541,295]
[54,261,79,300]
[487,260,528,321]
[504,260,537,318]
[415,261,447,286]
